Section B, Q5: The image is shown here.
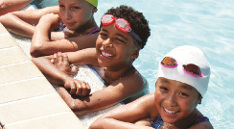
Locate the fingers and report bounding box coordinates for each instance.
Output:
[75,81,91,96]
[51,52,59,64]
[64,79,91,97]
[51,52,69,65]
[70,65,78,76]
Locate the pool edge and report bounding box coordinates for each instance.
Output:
[0,23,86,129]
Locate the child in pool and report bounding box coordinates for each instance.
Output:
[32,5,151,116]
[90,45,214,129]
[0,0,32,16]
[0,0,99,57]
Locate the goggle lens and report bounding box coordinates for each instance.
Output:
[161,57,177,68]
[101,14,142,50]
[183,64,202,77]
[115,18,131,33]
[101,14,115,26]
[161,57,203,77]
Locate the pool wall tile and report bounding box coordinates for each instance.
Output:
[0,24,18,49]
[0,34,18,49]
[0,23,7,33]
[3,113,85,129]
[0,47,28,66]
[0,78,56,104]
[0,94,70,125]
[0,62,43,84]
[0,23,85,129]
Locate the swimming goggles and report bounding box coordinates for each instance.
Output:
[161,57,203,77]
[101,14,142,50]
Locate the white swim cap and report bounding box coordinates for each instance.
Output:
[158,45,210,97]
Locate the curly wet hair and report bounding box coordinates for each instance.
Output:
[104,5,151,49]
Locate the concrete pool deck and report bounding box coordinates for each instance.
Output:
[0,23,85,129]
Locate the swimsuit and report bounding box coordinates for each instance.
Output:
[87,65,126,105]
[151,115,209,129]
[88,28,100,35]
[55,22,100,35]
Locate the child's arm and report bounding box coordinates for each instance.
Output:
[0,6,59,37]
[30,13,98,57]
[31,48,98,94]
[57,66,149,116]
[0,0,32,16]
[89,94,157,129]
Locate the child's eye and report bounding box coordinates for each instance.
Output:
[115,38,125,43]
[179,92,189,97]
[59,5,65,9]
[100,33,108,39]
[159,86,168,92]
[71,6,80,10]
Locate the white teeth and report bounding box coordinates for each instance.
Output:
[164,108,177,114]
[101,51,113,57]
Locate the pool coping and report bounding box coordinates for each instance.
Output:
[0,23,85,129]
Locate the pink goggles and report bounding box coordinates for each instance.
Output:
[161,57,203,77]
[101,14,142,50]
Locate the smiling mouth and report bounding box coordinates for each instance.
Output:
[100,51,113,58]
[163,107,179,115]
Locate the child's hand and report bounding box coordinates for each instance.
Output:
[40,13,61,30]
[134,118,153,126]
[51,52,78,76]
[64,77,91,96]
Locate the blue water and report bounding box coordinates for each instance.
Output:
[33,0,234,128]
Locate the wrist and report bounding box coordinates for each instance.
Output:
[61,74,71,85]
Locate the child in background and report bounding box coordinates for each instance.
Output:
[0,0,99,57]
[90,45,213,129]
[32,5,151,116]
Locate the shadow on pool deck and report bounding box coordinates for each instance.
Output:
[0,23,85,129]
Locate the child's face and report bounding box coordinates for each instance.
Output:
[154,77,201,124]
[58,0,95,31]
[96,23,138,69]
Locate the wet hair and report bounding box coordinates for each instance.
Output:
[103,5,151,49]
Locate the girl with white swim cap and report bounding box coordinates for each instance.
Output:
[90,45,213,129]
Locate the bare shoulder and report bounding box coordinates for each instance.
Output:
[125,68,147,88]
[189,121,214,129]
[121,68,149,102]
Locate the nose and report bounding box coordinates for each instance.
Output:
[164,94,177,107]
[65,9,72,20]
[102,38,113,48]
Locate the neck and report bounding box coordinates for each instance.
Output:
[74,17,98,35]
[103,65,134,85]
[170,109,202,129]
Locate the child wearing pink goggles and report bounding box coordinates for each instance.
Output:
[32,5,151,117]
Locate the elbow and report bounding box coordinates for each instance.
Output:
[89,124,97,129]
[65,99,79,112]
[89,116,108,129]
[30,44,44,57]
[89,119,102,129]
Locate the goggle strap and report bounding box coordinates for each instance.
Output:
[129,31,142,50]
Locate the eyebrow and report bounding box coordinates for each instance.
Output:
[101,28,128,41]
[101,28,108,33]
[116,33,128,41]
[161,78,170,83]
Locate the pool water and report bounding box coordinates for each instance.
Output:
[31,0,234,128]
[31,0,57,8]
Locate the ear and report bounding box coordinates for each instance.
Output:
[93,7,98,13]
[198,96,202,104]
[131,50,139,60]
